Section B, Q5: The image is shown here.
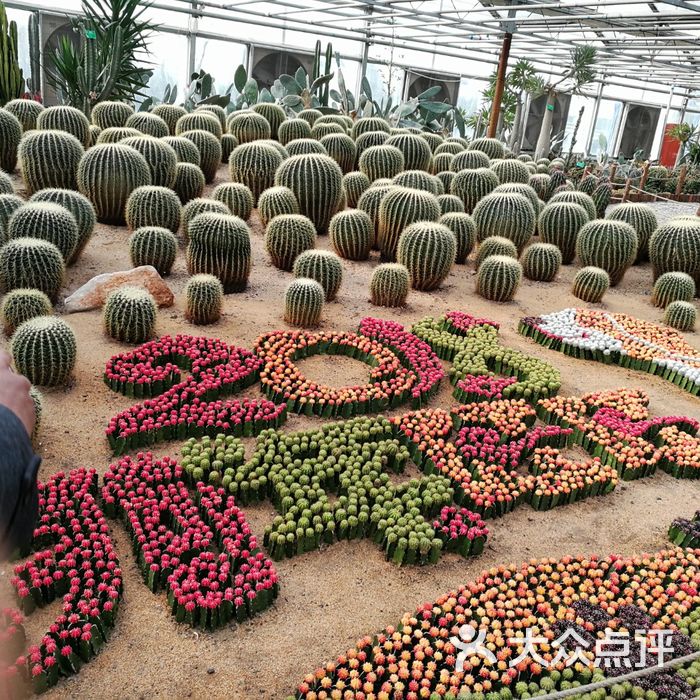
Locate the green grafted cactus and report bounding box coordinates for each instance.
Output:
[121,136,178,189]
[1,289,52,336]
[104,286,157,344]
[11,316,77,386]
[18,130,84,194]
[468,137,505,160]
[180,130,222,183]
[0,170,11,194]
[91,101,134,129]
[195,105,227,131]
[96,126,141,144]
[393,170,440,195]
[651,272,696,308]
[522,242,562,282]
[385,134,432,171]
[608,203,658,263]
[5,99,44,131]
[176,112,222,139]
[229,142,283,205]
[297,109,323,126]
[284,278,324,327]
[369,263,409,307]
[377,186,441,261]
[351,117,391,139]
[450,167,499,213]
[572,266,610,303]
[342,171,370,209]
[227,111,271,143]
[8,202,78,262]
[493,183,540,212]
[538,201,590,264]
[320,133,357,174]
[329,209,372,261]
[0,193,23,243]
[491,159,531,184]
[475,236,518,269]
[29,189,96,264]
[354,130,390,157]
[592,181,612,218]
[576,219,638,286]
[274,154,344,234]
[0,238,65,302]
[664,301,697,332]
[151,104,188,135]
[286,138,328,157]
[357,184,395,246]
[437,194,465,215]
[125,112,169,138]
[397,221,456,291]
[311,122,344,140]
[186,213,252,292]
[251,103,286,139]
[173,163,205,204]
[293,249,343,301]
[529,173,551,201]
[129,226,178,275]
[431,152,454,175]
[649,218,700,284]
[451,150,490,171]
[472,192,536,253]
[278,118,312,146]
[440,212,476,264]
[182,198,230,239]
[548,189,595,220]
[265,213,316,271]
[221,134,239,164]
[0,107,21,171]
[162,136,201,166]
[125,185,182,233]
[258,186,299,227]
[358,144,405,182]
[577,173,598,195]
[212,182,254,221]
[37,106,90,146]
[476,255,522,302]
[185,274,224,325]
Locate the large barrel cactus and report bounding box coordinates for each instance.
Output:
[351,117,391,139]
[5,98,44,132]
[279,118,312,145]
[7,201,78,262]
[96,126,141,144]
[0,107,22,172]
[176,112,222,139]
[355,130,390,157]
[162,136,201,165]
[182,198,230,238]
[369,263,409,307]
[180,130,222,183]
[18,129,84,194]
[125,112,169,138]
[608,203,658,263]
[651,271,696,308]
[472,192,536,253]
[538,201,590,264]
[265,214,316,271]
[491,159,531,184]
[292,250,343,301]
[469,137,505,160]
[521,242,562,282]
[342,171,370,208]
[120,136,178,188]
[286,138,328,157]
[475,236,518,269]
[393,170,440,195]
[450,167,499,213]
[1,288,52,336]
[151,104,188,134]
[576,220,638,286]
[128,226,177,275]
[451,150,491,171]
[104,286,157,343]
[548,190,596,220]
[37,105,90,146]
[227,111,271,143]
[229,142,283,205]
[91,101,134,129]
[0,237,65,302]
[125,185,182,233]
[320,133,357,174]
[440,212,476,264]
[664,301,697,332]
[358,144,405,182]
[212,182,255,221]
[329,209,372,261]
[258,186,299,227]
[476,255,522,301]
[649,218,700,285]
[385,134,432,171]
[396,221,456,291]
[172,163,205,204]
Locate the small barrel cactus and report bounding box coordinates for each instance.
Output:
[329,209,372,261]
[476,255,522,302]
[125,112,169,138]
[162,135,201,165]
[125,185,182,233]
[4,98,44,131]
[175,112,222,139]
[182,198,230,238]
[129,226,178,275]
[435,142,464,156]
[172,162,205,204]
[651,272,696,308]
[212,182,255,220]
[227,111,271,143]
[320,133,356,174]
[649,218,700,284]
[95,126,141,144]
[358,144,405,182]
[185,274,224,325]
[0,193,24,243]
[18,129,84,194]
[1,289,52,336]
[152,104,188,134]
[607,203,658,263]
[286,138,328,157]
[195,104,227,131]
[104,286,157,344]
[475,236,518,269]
[576,219,638,286]
[357,184,395,246]
[493,182,540,211]
[8,202,78,262]
[571,266,610,303]
[311,122,344,140]
[0,238,65,302]
[351,117,391,139]
[450,167,499,213]
[180,130,222,183]
[220,133,239,164]
[437,194,465,215]
[451,149,491,171]
[229,142,282,205]
[279,118,312,145]
[264,214,316,271]
[472,192,536,253]
[258,186,299,227]
[577,173,599,195]
[548,190,596,220]
[592,181,612,218]
[37,105,90,146]
[369,263,409,307]
[431,152,454,175]
[293,249,343,301]
[491,158,531,184]
[121,135,178,188]
[440,212,476,264]
[435,170,455,195]
[664,301,697,332]
[342,171,370,208]
[397,221,456,291]
[538,201,589,264]
[393,169,440,195]
[521,243,562,282]
[529,173,551,201]
[297,109,323,126]
[91,101,134,129]
[284,278,324,327]
[355,130,390,157]
[11,316,77,386]
[0,108,22,172]
[469,137,505,160]
[421,132,443,152]
[385,134,432,171]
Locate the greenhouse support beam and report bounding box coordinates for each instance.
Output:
[487,31,512,138]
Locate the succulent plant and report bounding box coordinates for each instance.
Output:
[0,193,23,243]
[576,173,598,195]
[292,249,343,301]
[358,144,405,182]
[608,203,658,263]
[311,121,344,140]
[228,142,283,205]
[340,171,368,209]
[8,201,78,262]
[297,108,323,126]
[469,137,505,160]
[329,209,372,260]
[151,104,188,134]
[320,133,356,174]
[528,173,551,201]
[186,213,252,292]
[175,112,222,139]
[0,107,22,172]
[11,316,76,386]
[356,183,394,247]
[450,150,490,172]
[440,212,476,264]
[184,274,224,325]
[212,182,254,220]
[161,136,201,166]
[472,192,536,253]
[181,198,230,238]
[435,170,455,194]
[571,266,610,303]
[548,190,596,220]
[278,118,312,146]
[369,263,409,307]
[125,185,181,233]
[476,254,522,302]
[0,238,65,301]
[492,183,540,213]
[195,104,227,131]
[4,98,44,132]
[180,129,222,183]
[286,138,328,157]
[475,235,518,268]
[491,158,531,184]
[385,133,432,171]
[96,126,142,144]
[1,288,52,336]
[247,103,285,140]
[91,101,134,129]
[227,111,271,144]
[129,226,178,275]
[536,201,588,265]
[220,133,239,165]
[0,170,12,194]
[264,213,316,271]
[284,277,324,327]
[430,152,454,175]
[651,271,696,308]
[37,105,90,146]
[124,112,169,138]
[351,117,391,139]
[420,132,443,152]
[258,186,299,227]
[392,169,440,195]
[576,219,638,286]
[649,218,700,284]
[172,162,205,204]
[397,221,456,291]
[355,130,390,158]
[521,242,562,282]
[104,286,157,343]
[121,135,178,188]
[664,300,697,331]
[437,194,465,215]
[450,167,499,213]
[591,181,612,218]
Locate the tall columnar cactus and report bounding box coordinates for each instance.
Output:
[393,170,440,195]
[538,201,590,264]
[358,145,405,182]
[91,101,134,129]
[18,130,84,194]
[472,192,536,253]
[529,173,551,201]
[176,112,222,139]
[355,130,390,157]
[440,212,476,264]
[607,203,658,263]
[129,226,178,276]
[576,219,638,286]
[396,221,456,291]
[212,182,254,221]
[292,249,343,301]
[649,218,700,284]
[186,213,252,292]
[96,126,141,144]
[351,117,391,139]
[8,202,78,262]
[0,238,65,302]
[468,138,505,160]
[385,134,432,171]
[185,274,224,325]
[369,263,409,307]
[548,189,595,220]
[0,107,21,171]
[274,154,344,234]
[521,243,562,282]
[125,185,182,233]
[227,111,271,144]
[572,266,610,303]
[664,301,697,332]
[182,198,230,239]
[162,136,201,166]
[103,286,157,344]
[651,272,696,308]
[342,171,370,209]
[592,181,612,218]
[264,214,316,271]
[258,186,299,227]
[437,194,465,215]
[173,163,205,204]
[1,289,52,336]
[491,159,531,184]
[377,187,441,261]
[180,130,222,183]
[493,183,540,211]
[320,133,357,174]
[278,118,312,146]
[121,136,178,189]
[125,112,169,138]
[5,99,44,131]
[220,134,239,164]
[229,142,283,205]
[450,167,499,213]
[475,236,518,269]
[0,193,23,243]
[451,150,490,172]
[11,316,77,386]
[151,104,188,135]
[329,209,372,261]
[37,106,90,146]
[284,278,324,327]
[286,138,328,157]
[476,255,522,302]
[195,105,227,131]
[251,103,286,139]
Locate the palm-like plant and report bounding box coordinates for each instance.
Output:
[507,60,545,153]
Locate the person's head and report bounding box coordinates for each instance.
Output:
[0,453,39,560]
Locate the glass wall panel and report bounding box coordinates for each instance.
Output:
[144,32,189,105]
[5,9,31,82]
[195,38,247,95]
[457,77,488,138]
[590,99,622,156]
[561,95,595,153]
[365,61,404,106]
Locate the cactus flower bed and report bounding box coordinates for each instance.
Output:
[669,511,700,548]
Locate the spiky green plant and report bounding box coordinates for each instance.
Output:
[0,107,21,172]
[297,108,323,127]
[572,266,610,303]
[212,183,254,221]
[180,129,222,183]
[0,238,65,302]
[651,271,696,308]
[396,221,456,291]
[664,300,696,332]
[104,286,157,343]
[493,183,540,212]
[440,212,476,264]
[529,173,551,201]
[264,214,316,271]
[195,104,227,131]
[184,274,224,325]
[175,112,222,139]
[435,170,455,195]
[329,209,372,261]
[0,193,23,243]
[451,150,490,172]
[450,167,499,213]
[491,159,530,184]
[475,236,518,269]
[121,135,177,188]
[152,104,188,135]
[385,133,432,171]
[129,226,178,275]
[292,249,343,301]
[162,135,201,165]
[125,185,181,233]
[521,242,562,282]
[430,152,454,175]
[576,219,638,286]
[358,144,405,182]
[37,105,90,146]
[436,142,465,156]
[607,203,658,263]
[220,134,238,165]
[96,126,141,144]
[351,117,391,139]
[577,173,598,195]
[393,170,440,195]
[592,181,612,218]
[356,184,395,247]
[182,198,230,239]
[19,129,86,194]
[320,133,356,174]
[91,101,134,129]
[437,194,465,215]
[125,111,169,138]
[538,201,589,264]
[227,111,271,144]
[284,278,324,327]
[1,289,52,336]
[420,132,443,153]
[8,202,78,262]
[342,171,370,209]
[469,137,505,160]
[248,103,285,140]
[0,170,12,194]
[369,263,409,307]
[649,218,700,284]
[286,138,328,157]
[355,130,390,158]
[548,190,596,220]
[476,255,522,301]
[228,142,283,205]
[258,186,299,227]
[311,122,344,140]
[472,192,536,253]
[5,99,44,132]
[172,162,205,204]
[279,118,312,146]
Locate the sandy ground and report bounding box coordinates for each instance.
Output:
[2,166,700,700]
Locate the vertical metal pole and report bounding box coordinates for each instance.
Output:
[487,31,512,139]
[612,101,629,157]
[518,90,531,151]
[186,1,198,78]
[655,84,675,161]
[359,6,372,97]
[585,75,605,154]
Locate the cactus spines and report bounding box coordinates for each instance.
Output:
[0,238,65,302]
[11,316,77,386]
[0,193,23,242]
[576,219,638,286]
[121,135,178,188]
[129,226,178,275]
[5,99,44,132]
[521,242,562,282]
[435,142,464,156]
[491,158,531,184]
[0,107,22,171]
[607,203,658,263]
[186,213,252,292]
[311,122,344,140]
[184,274,224,325]
[571,266,610,303]
[385,134,432,171]
[420,132,443,152]
[356,184,395,246]
[431,152,454,175]
[435,170,455,195]
[468,137,505,160]
[354,130,390,157]
[577,173,598,195]
[96,126,141,144]
[296,108,322,126]
[220,133,239,164]
[351,117,391,139]
[195,104,227,132]
[0,170,11,194]
[180,130,222,183]
[649,218,700,284]
[472,192,536,253]
[8,202,78,262]
[182,198,230,239]
[358,144,405,182]
[258,186,299,227]
[592,181,612,218]
[437,194,465,215]
[475,236,518,269]
[392,170,440,195]
[36,105,90,146]
[664,300,697,332]
[286,138,328,157]
[251,103,286,139]
[493,182,540,211]
[152,104,189,134]
[162,136,201,165]
[329,209,372,261]
[451,150,490,172]
[377,186,441,261]
[172,162,205,204]
[278,118,312,146]
[227,111,271,144]
[651,272,696,308]
[341,171,369,209]
[18,130,84,194]
[529,173,551,201]
[476,255,522,302]
[211,182,254,222]
[538,201,590,264]
[284,278,324,327]
[175,112,222,139]
[396,221,456,291]
[91,101,134,129]
[228,142,283,205]
[264,214,316,271]
[292,249,343,301]
[440,212,476,264]
[124,112,169,138]
[320,133,356,174]
[1,289,52,336]
[125,185,181,233]
[103,286,157,344]
[88,125,101,147]
[369,263,409,307]
[548,190,596,220]
[450,167,499,213]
